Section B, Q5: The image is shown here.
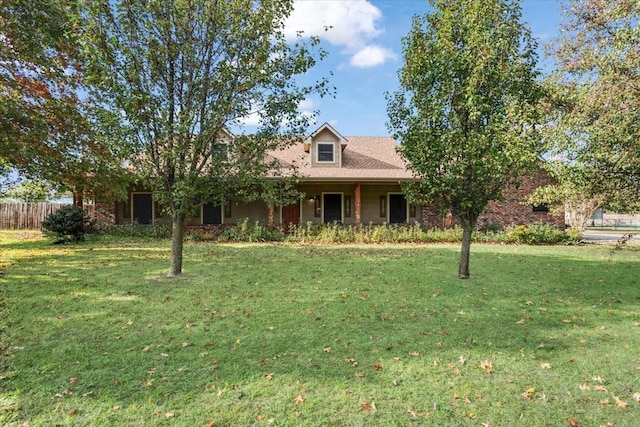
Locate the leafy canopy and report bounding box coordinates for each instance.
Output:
[0,0,131,199]
[387,0,542,277]
[543,0,640,213]
[81,0,330,275]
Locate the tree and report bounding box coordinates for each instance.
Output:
[527,162,602,232]
[387,0,542,278]
[543,0,640,214]
[0,0,132,206]
[81,0,329,277]
[4,180,51,202]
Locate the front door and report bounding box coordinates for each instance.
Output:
[389,194,407,224]
[282,203,300,226]
[323,194,342,223]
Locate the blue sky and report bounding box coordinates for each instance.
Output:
[281,0,567,137]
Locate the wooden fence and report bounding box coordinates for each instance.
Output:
[0,203,96,230]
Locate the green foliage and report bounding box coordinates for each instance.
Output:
[95,223,172,239]
[41,206,92,244]
[505,223,576,245]
[0,1,132,200]
[4,180,51,202]
[80,0,330,275]
[219,219,285,242]
[387,0,542,277]
[544,0,640,213]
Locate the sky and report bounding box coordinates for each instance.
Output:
[278,0,567,137]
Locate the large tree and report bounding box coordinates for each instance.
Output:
[542,0,640,214]
[0,0,130,204]
[387,0,542,278]
[81,0,329,276]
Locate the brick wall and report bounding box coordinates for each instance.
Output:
[421,170,564,230]
[93,201,117,224]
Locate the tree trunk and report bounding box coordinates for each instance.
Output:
[73,191,83,209]
[169,213,185,277]
[458,220,473,279]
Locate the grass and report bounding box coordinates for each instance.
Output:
[1,230,639,426]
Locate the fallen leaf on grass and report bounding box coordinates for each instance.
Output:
[355,372,365,378]
[323,347,331,353]
[612,395,628,409]
[264,373,273,381]
[374,363,383,371]
[633,392,640,402]
[540,363,551,369]
[165,412,174,418]
[410,351,419,357]
[568,418,579,427]
[293,394,304,405]
[522,388,536,400]
[593,385,607,391]
[480,360,493,374]
[362,402,376,411]
[579,384,591,391]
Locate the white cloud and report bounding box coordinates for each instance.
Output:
[349,45,397,68]
[284,0,394,67]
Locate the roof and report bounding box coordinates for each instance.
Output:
[270,136,416,181]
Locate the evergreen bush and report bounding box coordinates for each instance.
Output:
[42,206,92,244]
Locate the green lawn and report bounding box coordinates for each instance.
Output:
[1,232,639,426]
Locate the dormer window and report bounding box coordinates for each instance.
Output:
[317,143,334,162]
[212,142,229,161]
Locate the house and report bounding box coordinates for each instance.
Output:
[94,123,563,229]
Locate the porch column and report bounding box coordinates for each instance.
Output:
[267,203,276,229]
[354,183,362,228]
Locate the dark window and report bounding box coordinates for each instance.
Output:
[533,203,549,213]
[212,143,228,161]
[132,193,153,224]
[317,143,334,162]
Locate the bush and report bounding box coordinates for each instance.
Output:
[42,206,92,244]
[96,222,172,238]
[505,223,573,245]
[219,218,285,242]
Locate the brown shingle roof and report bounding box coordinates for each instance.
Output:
[270,136,415,181]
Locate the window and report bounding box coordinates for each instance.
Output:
[317,143,334,162]
[211,143,228,161]
[532,203,549,213]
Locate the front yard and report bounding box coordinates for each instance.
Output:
[1,232,639,426]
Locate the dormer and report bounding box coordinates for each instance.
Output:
[211,128,234,161]
[304,123,348,168]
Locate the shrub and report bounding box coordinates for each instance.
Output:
[505,223,572,245]
[42,206,92,244]
[220,218,285,242]
[95,222,172,238]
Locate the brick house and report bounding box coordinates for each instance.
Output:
[95,123,563,229]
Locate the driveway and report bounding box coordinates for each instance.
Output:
[581,230,639,243]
